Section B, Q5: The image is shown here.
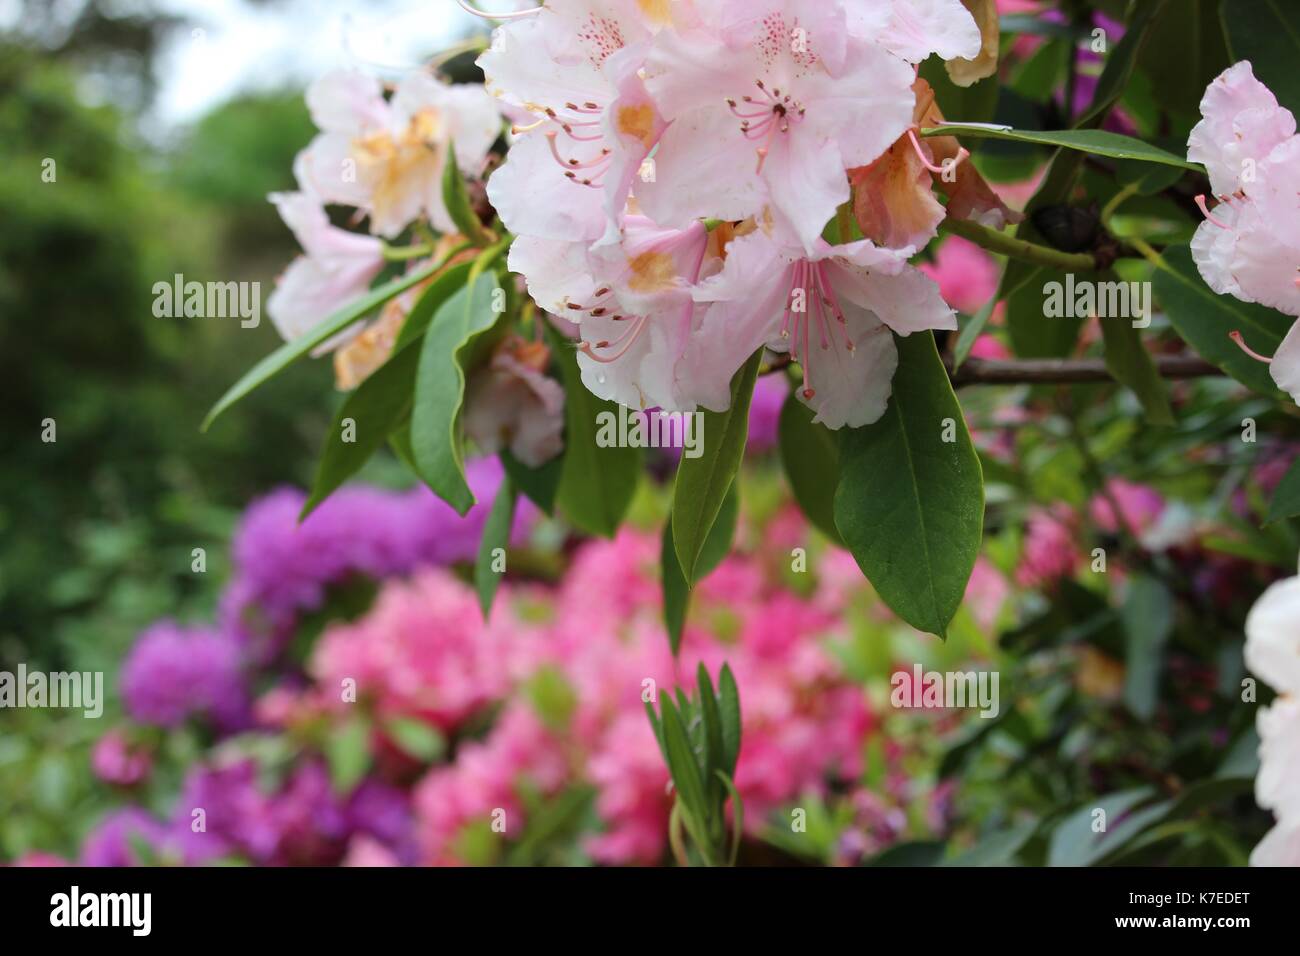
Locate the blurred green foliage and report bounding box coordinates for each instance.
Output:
[0,44,333,676]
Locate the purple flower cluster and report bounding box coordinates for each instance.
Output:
[219,457,527,657]
[79,761,416,867]
[119,622,249,731]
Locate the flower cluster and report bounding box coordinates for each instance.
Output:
[1188,62,1300,399]
[480,0,1014,428]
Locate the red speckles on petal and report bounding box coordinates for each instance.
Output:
[577,15,626,67]
[755,14,819,75]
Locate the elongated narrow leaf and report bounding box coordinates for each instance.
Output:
[1223,0,1300,114]
[302,344,420,520]
[778,394,842,543]
[834,333,984,638]
[441,141,490,246]
[921,125,1198,170]
[717,663,741,777]
[660,696,708,829]
[661,486,739,654]
[203,260,443,430]
[696,664,725,807]
[411,271,504,514]
[475,476,517,618]
[546,324,642,537]
[1153,244,1290,396]
[672,350,763,582]
[1098,275,1174,426]
[303,268,475,517]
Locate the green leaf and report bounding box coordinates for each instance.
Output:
[441,141,490,246]
[1119,575,1174,720]
[411,270,504,515]
[1137,0,1231,118]
[672,349,763,582]
[865,841,948,867]
[1099,303,1175,426]
[301,265,479,518]
[302,345,421,520]
[941,821,1039,867]
[717,663,741,777]
[834,332,985,638]
[325,715,371,794]
[203,260,443,430]
[920,124,1198,170]
[392,261,474,350]
[660,696,709,831]
[475,475,517,618]
[1265,456,1300,525]
[1223,0,1300,115]
[661,485,739,654]
[1047,789,1169,867]
[383,717,445,763]
[1152,244,1291,396]
[696,664,726,805]
[1008,267,1080,358]
[501,448,562,515]
[545,324,642,537]
[777,394,843,543]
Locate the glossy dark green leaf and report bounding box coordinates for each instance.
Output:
[672,349,763,582]
[475,475,517,618]
[777,394,843,543]
[661,485,738,654]
[500,448,562,516]
[1153,244,1290,396]
[717,663,741,777]
[411,271,504,515]
[1223,0,1300,115]
[921,124,1198,170]
[834,333,984,638]
[545,324,642,537]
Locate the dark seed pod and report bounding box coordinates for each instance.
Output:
[1031,203,1101,253]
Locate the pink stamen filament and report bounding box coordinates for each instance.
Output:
[580,316,649,364]
[1229,330,1273,364]
[907,128,968,176]
[1196,194,1230,229]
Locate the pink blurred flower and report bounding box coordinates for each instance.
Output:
[91,730,152,787]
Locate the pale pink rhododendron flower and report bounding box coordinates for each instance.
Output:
[266,190,386,348]
[1244,572,1300,865]
[1187,62,1300,400]
[509,216,714,411]
[638,0,918,251]
[692,223,955,428]
[297,69,500,238]
[477,0,672,244]
[464,336,566,467]
[471,0,987,428]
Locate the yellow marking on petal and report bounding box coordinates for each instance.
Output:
[626,251,677,293]
[636,0,673,27]
[616,103,656,148]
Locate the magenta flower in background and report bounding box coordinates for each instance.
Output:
[119,622,249,731]
[90,730,152,787]
[220,457,532,655]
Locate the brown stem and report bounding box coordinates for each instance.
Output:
[947,354,1220,387]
